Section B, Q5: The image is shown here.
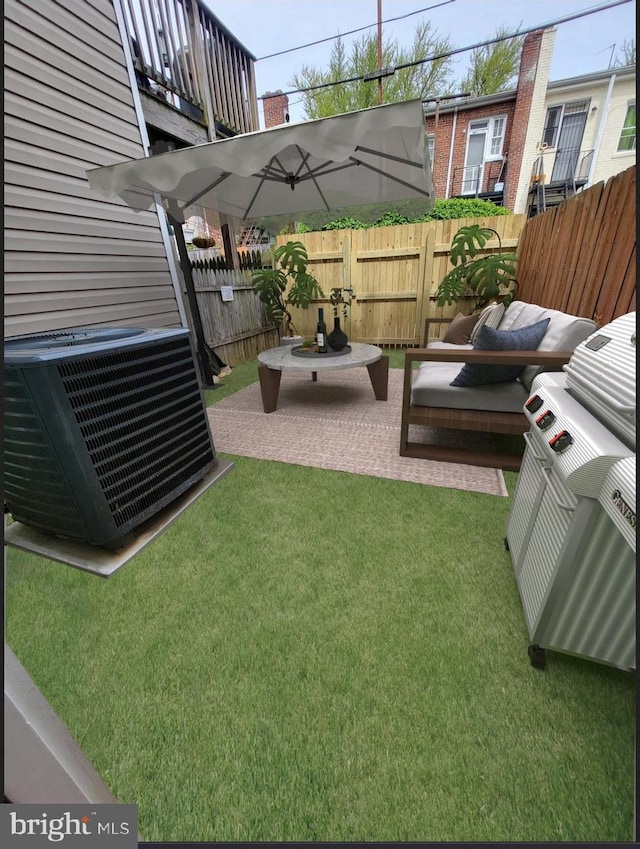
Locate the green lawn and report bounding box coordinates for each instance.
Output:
[4,357,635,843]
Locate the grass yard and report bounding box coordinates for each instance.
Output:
[4,356,635,843]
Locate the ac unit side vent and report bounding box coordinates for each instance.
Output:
[87,407,207,466]
[68,378,200,427]
[3,372,89,538]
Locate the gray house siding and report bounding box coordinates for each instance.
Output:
[4,0,183,338]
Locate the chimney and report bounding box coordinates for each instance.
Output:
[263,90,290,128]
[506,28,556,211]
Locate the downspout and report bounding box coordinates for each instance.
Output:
[445,105,458,199]
[113,0,216,387]
[587,72,616,185]
[112,0,188,330]
[191,1,240,274]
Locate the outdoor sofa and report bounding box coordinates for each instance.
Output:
[400,301,599,470]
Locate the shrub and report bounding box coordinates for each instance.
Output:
[314,198,510,232]
[421,198,511,221]
[372,211,411,227]
[321,216,368,230]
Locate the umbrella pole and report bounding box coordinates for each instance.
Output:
[220,218,238,270]
[167,211,216,388]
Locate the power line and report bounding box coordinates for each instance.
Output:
[256,0,456,61]
[256,0,632,101]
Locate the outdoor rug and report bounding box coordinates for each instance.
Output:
[208,369,508,496]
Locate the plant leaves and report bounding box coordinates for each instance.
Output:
[288,272,324,308]
[434,264,471,306]
[274,240,309,274]
[252,268,287,297]
[464,253,517,300]
[449,225,500,266]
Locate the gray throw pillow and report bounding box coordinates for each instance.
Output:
[450,318,550,387]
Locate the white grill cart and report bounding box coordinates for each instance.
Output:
[506,313,636,670]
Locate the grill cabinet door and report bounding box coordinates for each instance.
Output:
[506,430,549,569]
[515,464,578,638]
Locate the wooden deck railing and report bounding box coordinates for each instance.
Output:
[121,0,259,135]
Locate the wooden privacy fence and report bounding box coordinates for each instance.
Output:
[184,166,634,364]
[516,165,636,325]
[276,215,525,346]
[186,263,278,366]
[184,215,524,362]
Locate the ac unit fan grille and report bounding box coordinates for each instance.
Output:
[57,337,215,528]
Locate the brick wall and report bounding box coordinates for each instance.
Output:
[511,28,556,212]
[425,102,516,198]
[506,30,545,209]
[424,29,553,211]
[263,90,289,128]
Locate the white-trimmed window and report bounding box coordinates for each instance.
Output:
[618,104,636,151]
[427,133,435,168]
[489,117,506,156]
[461,116,507,194]
[543,105,563,147]
[465,115,507,160]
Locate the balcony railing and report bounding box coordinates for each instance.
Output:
[450,159,506,198]
[530,148,594,188]
[121,0,259,135]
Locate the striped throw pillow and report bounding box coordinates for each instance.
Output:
[469,302,506,344]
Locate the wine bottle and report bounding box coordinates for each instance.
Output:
[316,308,328,353]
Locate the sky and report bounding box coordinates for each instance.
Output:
[207,0,636,126]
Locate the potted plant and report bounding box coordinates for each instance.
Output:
[191,217,217,249]
[434,224,518,310]
[252,241,324,342]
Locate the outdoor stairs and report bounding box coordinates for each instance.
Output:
[527,178,588,217]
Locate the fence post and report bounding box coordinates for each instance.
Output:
[414,226,435,345]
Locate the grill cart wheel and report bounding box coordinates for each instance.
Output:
[528,644,547,670]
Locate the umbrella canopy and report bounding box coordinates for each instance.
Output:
[86,100,433,222]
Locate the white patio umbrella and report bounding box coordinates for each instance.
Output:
[86,99,433,222]
[86,99,432,387]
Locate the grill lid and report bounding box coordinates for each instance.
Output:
[563,312,636,449]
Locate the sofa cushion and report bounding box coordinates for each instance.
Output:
[469,302,505,343]
[442,312,480,344]
[411,359,530,412]
[450,318,551,387]
[426,341,473,351]
[498,301,599,389]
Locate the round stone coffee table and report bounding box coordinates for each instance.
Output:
[257,342,389,413]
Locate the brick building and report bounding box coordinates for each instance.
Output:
[260,31,556,215]
[423,29,556,214]
[260,29,635,218]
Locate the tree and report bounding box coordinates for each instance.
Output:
[613,38,636,66]
[289,22,455,119]
[459,26,524,97]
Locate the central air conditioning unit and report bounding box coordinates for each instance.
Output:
[4,326,218,550]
